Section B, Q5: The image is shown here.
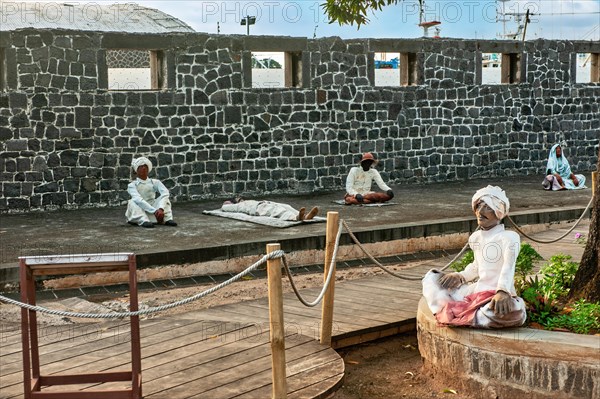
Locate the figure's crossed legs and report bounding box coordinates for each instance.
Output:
[344,192,392,205]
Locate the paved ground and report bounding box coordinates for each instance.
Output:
[0,174,594,271]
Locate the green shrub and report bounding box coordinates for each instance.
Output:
[539,254,579,297]
[449,250,474,272]
[520,275,559,324]
[545,300,600,334]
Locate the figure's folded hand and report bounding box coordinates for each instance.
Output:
[387,190,394,199]
[154,208,165,223]
[355,194,364,203]
[439,272,465,290]
[490,291,513,315]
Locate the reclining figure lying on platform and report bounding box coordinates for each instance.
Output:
[221,198,319,222]
[422,185,527,329]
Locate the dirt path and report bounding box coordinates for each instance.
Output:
[333,333,477,399]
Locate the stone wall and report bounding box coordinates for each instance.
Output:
[417,299,600,399]
[0,30,598,211]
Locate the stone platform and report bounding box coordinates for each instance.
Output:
[0,175,593,286]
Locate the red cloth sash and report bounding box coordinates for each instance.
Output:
[435,290,496,326]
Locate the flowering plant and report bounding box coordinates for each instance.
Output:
[574,232,587,246]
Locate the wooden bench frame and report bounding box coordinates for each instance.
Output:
[19,253,142,399]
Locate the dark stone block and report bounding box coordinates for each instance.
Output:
[142,132,156,145]
[7,197,29,209]
[75,107,91,128]
[253,116,269,131]
[0,127,13,140]
[224,106,242,124]
[11,112,29,128]
[3,183,20,197]
[139,116,158,128]
[34,182,58,193]
[80,178,98,192]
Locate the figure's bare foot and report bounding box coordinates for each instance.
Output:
[305,207,319,220]
[297,207,306,221]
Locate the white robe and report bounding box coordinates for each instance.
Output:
[125,178,173,225]
[423,224,527,328]
[345,167,391,196]
[221,200,298,221]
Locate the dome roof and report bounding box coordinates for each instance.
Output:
[0,3,194,33]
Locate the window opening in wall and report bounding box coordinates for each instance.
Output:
[481,52,501,84]
[374,52,400,86]
[107,49,165,90]
[374,52,418,86]
[0,47,6,92]
[251,51,303,88]
[481,52,521,84]
[576,53,599,83]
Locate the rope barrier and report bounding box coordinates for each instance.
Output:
[0,250,285,319]
[341,220,473,281]
[506,195,594,244]
[282,219,343,307]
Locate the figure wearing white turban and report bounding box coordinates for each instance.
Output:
[126,157,177,228]
[542,144,586,190]
[422,186,527,328]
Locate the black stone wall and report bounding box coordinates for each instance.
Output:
[0,29,598,211]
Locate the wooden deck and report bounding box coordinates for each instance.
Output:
[0,224,587,398]
[0,263,431,399]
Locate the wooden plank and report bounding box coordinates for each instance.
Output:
[184,341,338,399]
[288,373,345,399]
[332,320,416,349]
[0,318,206,391]
[238,354,343,399]
[144,334,317,399]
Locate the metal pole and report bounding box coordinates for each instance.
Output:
[246,16,250,35]
[267,243,287,399]
[320,211,339,346]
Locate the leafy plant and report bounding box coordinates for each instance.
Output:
[449,250,474,272]
[545,300,600,334]
[539,254,579,297]
[520,275,558,325]
[574,232,587,247]
[515,243,543,280]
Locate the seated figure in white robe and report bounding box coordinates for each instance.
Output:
[221,198,318,221]
[422,185,527,329]
[126,157,177,228]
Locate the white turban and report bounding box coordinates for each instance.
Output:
[131,157,152,173]
[471,185,510,220]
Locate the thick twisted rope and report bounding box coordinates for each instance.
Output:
[342,220,473,280]
[0,250,285,319]
[506,195,594,244]
[282,219,343,307]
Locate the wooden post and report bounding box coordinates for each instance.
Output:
[592,171,597,196]
[320,212,339,346]
[267,243,287,399]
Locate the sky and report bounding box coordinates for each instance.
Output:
[132,0,598,40]
[10,0,600,40]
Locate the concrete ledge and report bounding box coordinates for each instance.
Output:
[417,298,600,399]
